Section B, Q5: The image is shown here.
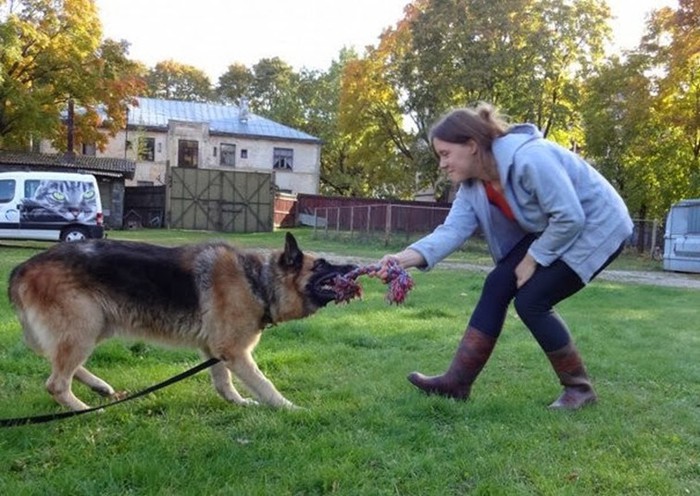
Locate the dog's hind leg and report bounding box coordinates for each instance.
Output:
[50,299,107,410]
[209,361,259,407]
[74,366,116,398]
[46,340,96,411]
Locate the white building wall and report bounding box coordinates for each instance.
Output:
[43,121,322,194]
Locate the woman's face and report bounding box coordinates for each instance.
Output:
[432,137,483,184]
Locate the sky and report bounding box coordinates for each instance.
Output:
[95,0,677,82]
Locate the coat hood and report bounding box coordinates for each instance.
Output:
[492,124,542,168]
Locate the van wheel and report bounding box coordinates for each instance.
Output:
[61,227,88,242]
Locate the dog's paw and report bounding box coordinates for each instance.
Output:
[238,398,260,407]
[110,390,130,401]
[279,400,304,411]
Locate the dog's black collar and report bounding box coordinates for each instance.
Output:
[238,254,276,329]
[259,264,275,329]
[261,305,274,329]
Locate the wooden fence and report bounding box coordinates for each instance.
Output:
[278,194,452,244]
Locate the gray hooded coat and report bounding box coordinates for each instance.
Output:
[409,124,634,283]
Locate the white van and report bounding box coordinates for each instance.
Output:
[0,171,105,241]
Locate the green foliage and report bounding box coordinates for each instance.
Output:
[582,0,700,218]
[144,60,213,102]
[336,55,418,198]
[344,0,612,198]
[248,57,299,124]
[0,230,698,495]
[215,62,255,104]
[401,0,609,130]
[0,0,144,151]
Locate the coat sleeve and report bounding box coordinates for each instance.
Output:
[408,185,479,270]
[516,144,585,267]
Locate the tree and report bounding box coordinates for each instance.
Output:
[216,62,254,104]
[393,0,610,137]
[0,0,144,151]
[583,0,700,224]
[644,0,700,199]
[144,60,213,102]
[582,56,663,221]
[334,0,612,199]
[249,57,300,125]
[578,0,700,253]
[336,49,417,198]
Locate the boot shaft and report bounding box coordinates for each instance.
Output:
[407,326,496,400]
[546,342,597,409]
[447,327,498,380]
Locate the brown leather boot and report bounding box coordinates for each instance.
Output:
[546,342,597,410]
[407,327,496,400]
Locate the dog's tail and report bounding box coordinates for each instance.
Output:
[7,263,26,309]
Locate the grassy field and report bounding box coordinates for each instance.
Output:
[111,226,669,271]
[0,229,698,495]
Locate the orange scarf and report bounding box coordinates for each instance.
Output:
[484,182,515,221]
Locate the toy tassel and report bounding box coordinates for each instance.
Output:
[334,259,414,305]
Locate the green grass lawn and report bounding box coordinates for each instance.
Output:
[0,229,698,495]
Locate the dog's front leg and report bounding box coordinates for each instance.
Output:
[209,361,259,407]
[228,352,297,409]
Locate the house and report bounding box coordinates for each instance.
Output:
[39,97,323,195]
[0,151,135,229]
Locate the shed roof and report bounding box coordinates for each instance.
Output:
[128,97,321,143]
[0,151,135,180]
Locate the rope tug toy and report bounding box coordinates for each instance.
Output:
[334,259,415,305]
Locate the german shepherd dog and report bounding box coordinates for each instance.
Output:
[8,233,356,411]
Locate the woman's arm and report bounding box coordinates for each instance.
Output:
[516,144,585,267]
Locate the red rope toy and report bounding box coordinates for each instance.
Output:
[333,259,415,305]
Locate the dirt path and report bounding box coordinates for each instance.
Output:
[594,268,700,289]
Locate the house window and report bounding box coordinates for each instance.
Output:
[138,137,155,161]
[241,149,248,159]
[220,143,236,167]
[178,139,199,168]
[273,147,293,170]
[82,143,96,156]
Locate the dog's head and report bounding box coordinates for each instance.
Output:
[276,232,357,318]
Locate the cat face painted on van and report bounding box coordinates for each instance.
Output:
[0,171,104,242]
[20,179,98,223]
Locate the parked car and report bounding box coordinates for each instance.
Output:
[663,198,700,273]
[0,171,104,241]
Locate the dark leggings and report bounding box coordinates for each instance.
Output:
[469,234,623,352]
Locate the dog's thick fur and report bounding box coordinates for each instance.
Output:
[8,233,355,411]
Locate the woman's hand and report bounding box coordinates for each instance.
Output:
[515,253,538,288]
[369,249,425,282]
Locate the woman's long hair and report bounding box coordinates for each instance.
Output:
[429,103,510,150]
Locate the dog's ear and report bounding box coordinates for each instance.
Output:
[281,232,303,269]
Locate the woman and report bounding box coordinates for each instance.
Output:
[373,103,633,410]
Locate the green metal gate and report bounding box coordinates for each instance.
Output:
[168,168,274,233]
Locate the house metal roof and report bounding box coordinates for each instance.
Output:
[0,151,135,180]
[128,97,321,143]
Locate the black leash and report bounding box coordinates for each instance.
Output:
[0,357,220,428]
